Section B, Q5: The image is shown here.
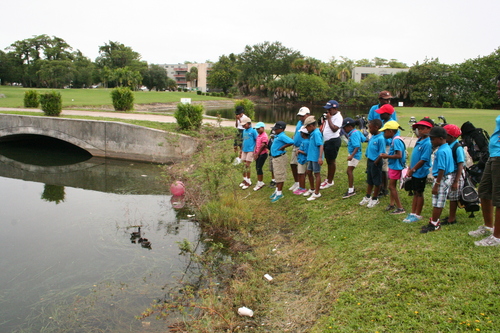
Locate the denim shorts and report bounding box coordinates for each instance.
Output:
[307,161,321,173]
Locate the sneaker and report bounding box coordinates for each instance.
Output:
[307,193,322,201]
[468,225,493,237]
[269,181,276,188]
[420,222,440,233]
[271,193,284,203]
[440,216,457,225]
[390,208,406,215]
[242,184,250,190]
[367,198,379,208]
[302,189,315,197]
[253,182,265,191]
[239,181,246,187]
[475,235,500,246]
[289,183,299,191]
[359,196,371,206]
[233,157,242,165]
[385,205,396,211]
[403,214,419,223]
[320,180,334,190]
[269,191,277,199]
[293,188,307,195]
[342,190,356,199]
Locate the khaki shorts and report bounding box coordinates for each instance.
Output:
[347,158,360,168]
[241,151,254,162]
[382,146,389,172]
[297,162,308,174]
[272,154,288,183]
[290,146,298,165]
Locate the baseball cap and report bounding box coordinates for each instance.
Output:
[303,116,316,127]
[412,117,435,129]
[323,100,339,109]
[375,104,395,115]
[379,91,393,99]
[272,121,287,130]
[254,122,265,129]
[235,105,244,115]
[380,120,403,132]
[297,107,310,116]
[342,117,356,128]
[240,115,251,124]
[429,126,447,139]
[443,124,462,138]
[299,127,309,134]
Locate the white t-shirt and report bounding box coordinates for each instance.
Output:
[322,112,343,141]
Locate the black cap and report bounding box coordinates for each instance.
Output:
[429,126,447,139]
[272,121,287,130]
[235,106,244,115]
[342,117,355,127]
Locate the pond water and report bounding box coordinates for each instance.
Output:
[0,136,201,332]
[206,103,368,125]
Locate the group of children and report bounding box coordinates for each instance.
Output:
[234,103,467,232]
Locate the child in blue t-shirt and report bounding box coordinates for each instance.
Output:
[342,117,366,199]
[303,116,324,201]
[294,128,310,195]
[239,116,258,189]
[360,119,386,208]
[379,120,406,215]
[420,126,455,233]
[403,118,434,223]
[442,124,465,226]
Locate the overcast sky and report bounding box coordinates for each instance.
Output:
[2,0,499,66]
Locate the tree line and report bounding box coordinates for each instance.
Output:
[0,35,178,91]
[207,41,500,109]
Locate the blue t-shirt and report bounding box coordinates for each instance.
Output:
[410,136,433,178]
[366,132,386,161]
[293,120,303,147]
[388,137,406,171]
[297,138,309,165]
[367,104,398,122]
[271,131,294,157]
[489,115,500,157]
[432,143,454,177]
[307,128,323,162]
[449,140,465,172]
[346,129,364,160]
[242,127,258,153]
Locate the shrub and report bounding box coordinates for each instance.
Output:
[39,91,62,116]
[227,93,233,98]
[183,88,188,92]
[177,87,182,92]
[174,103,204,130]
[24,90,39,108]
[472,100,483,109]
[234,98,255,119]
[111,87,134,111]
[197,90,202,95]
[442,102,451,108]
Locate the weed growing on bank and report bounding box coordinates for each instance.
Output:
[152,125,500,332]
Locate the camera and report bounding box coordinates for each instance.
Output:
[408,116,416,125]
[322,112,328,120]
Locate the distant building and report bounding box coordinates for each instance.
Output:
[159,63,212,92]
[352,67,409,83]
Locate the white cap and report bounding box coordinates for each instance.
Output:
[297,107,310,116]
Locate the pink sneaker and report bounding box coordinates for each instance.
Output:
[293,188,307,195]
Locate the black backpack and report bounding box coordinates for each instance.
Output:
[458,169,481,217]
[461,121,490,166]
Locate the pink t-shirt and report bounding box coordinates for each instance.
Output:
[255,132,269,155]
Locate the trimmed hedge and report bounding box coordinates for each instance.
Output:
[174,103,204,130]
[111,87,134,111]
[40,91,62,116]
[24,90,40,108]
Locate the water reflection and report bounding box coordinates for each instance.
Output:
[41,184,66,204]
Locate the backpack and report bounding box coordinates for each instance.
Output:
[458,169,481,217]
[460,121,490,170]
[392,136,408,168]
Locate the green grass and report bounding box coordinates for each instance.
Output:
[0,86,228,108]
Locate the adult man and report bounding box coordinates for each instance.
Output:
[233,105,245,164]
[289,107,311,191]
[320,100,343,189]
[471,73,500,246]
[367,91,398,122]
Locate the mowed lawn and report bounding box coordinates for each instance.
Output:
[0,86,228,108]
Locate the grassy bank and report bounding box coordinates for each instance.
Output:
[0,86,229,109]
[159,116,500,332]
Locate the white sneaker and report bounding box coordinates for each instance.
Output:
[475,235,500,246]
[307,193,322,201]
[289,183,299,191]
[359,196,371,206]
[302,189,315,197]
[233,157,242,165]
[367,198,379,208]
[468,225,493,237]
[253,182,265,191]
[239,181,246,187]
[320,181,334,189]
[242,184,250,190]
